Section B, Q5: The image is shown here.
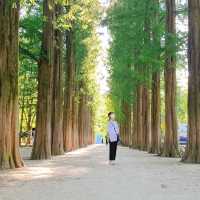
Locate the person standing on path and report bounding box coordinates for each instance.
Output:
[107,112,120,165]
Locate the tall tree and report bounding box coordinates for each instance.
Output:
[183,0,200,163]
[78,92,85,148]
[0,0,23,169]
[141,6,151,151]
[63,29,74,152]
[162,0,179,157]
[51,4,64,155]
[71,87,79,150]
[149,72,161,154]
[32,0,55,159]
[149,0,161,154]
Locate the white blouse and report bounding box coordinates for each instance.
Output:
[107,120,119,142]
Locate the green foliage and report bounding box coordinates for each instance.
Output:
[19,3,42,131]
[18,0,101,131]
[73,0,101,131]
[107,0,165,121]
[107,0,186,123]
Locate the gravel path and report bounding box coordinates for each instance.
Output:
[0,144,200,200]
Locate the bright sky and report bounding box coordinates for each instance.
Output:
[96,0,111,95]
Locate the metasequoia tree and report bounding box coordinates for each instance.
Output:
[183,0,200,163]
[32,0,55,159]
[63,29,74,152]
[0,0,23,169]
[149,72,161,154]
[162,0,179,157]
[149,0,161,154]
[51,3,64,155]
[141,7,151,151]
[63,0,99,151]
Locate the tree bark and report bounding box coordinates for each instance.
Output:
[0,0,23,169]
[136,86,143,149]
[149,72,161,154]
[78,93,85,148]
[141,86,151,151]
[162,0,179,157]
[63,30,74,152]
[51,4,64,155]
[32,0,54,159]
[132,102,138,148]
[71,88,79,150]
[20,96,25,133]
[149,0,161,154]
[141,3,151,152]
[183,0,200,163]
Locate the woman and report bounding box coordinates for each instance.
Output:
[107,112,119,164]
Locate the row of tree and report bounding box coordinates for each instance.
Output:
[0,0,100,169]
[108,0,200,163]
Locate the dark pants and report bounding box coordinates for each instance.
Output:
[109,141,117,161]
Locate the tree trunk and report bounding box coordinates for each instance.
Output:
[149,72,161,154]
[71,89,79,150]
[63,30,74,152]
[183,0,200,163]
[149,0,161,154]
[162,0,179,157]
[26,98,33,131]
[51,4,64,155]
[136,86,143,149]
[141,86,151,151]
[32,0,54,159]
[78,93,85,148]
[83,98,89,146]
[132,103,138,148]
[141,3,151,152]
[0,0,23,169]
[123,102,132,147]
[20,96,25,133]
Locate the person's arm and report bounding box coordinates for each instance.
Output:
[107,122,112,136]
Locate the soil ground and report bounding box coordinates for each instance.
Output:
[0,144,200,200]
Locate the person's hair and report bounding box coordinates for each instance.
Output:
[108,112,114,119]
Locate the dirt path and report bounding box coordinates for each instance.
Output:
[0,145,200,200]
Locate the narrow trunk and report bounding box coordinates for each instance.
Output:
[183,0,200,163]
[162,0,179,157]
[71,88,79,150]
[149,0,161,154]
[136,86,143,149]
[63,30,74,152]
[20,96,25,133]
[149,72,161,154]
[83,99,89,146]
[124,103,132,147]
[142,3,151,151]
[0,0,23,169]
[32,0,54,159]
[26,98,33,131]
[141,86,151,151]
[132,102,138,148]
[78,93,85,148]
[51,4,64,155]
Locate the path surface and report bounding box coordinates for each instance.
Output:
[0,145,200,200]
